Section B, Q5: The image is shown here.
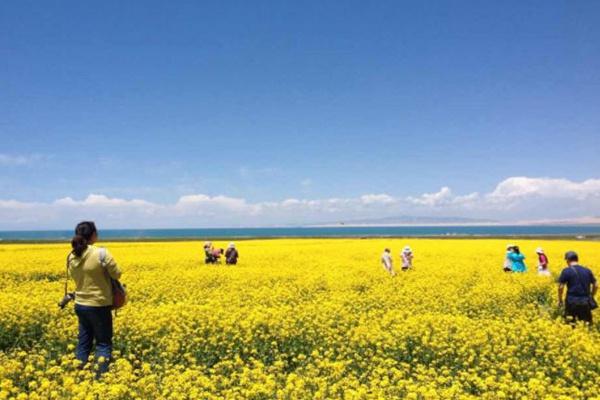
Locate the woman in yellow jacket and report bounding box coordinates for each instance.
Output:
[68,221,121,375]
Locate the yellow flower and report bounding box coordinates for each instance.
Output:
[0,239,598,398]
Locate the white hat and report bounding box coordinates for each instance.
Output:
[228,242,235,249]
[536,247,544,254]
[403,246,412,253]
[204,241,211,247]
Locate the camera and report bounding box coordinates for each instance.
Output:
[58,292,75,309]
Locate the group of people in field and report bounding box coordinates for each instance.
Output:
[61,221,596,378]
[380,246,413,276]
[203,241,239,265]
[380,243,597,325]
[503,244,550,275]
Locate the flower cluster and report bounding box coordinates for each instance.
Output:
[0,239,598,399]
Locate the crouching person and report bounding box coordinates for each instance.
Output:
[68,221,122,376]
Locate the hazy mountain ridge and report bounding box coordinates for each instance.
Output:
[308,215,600,227]
[309,216,496,227]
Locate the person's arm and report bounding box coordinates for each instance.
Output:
[558,283,565,306]
[103,249,122,280]
[557,269,567,306]
[591,272,598,297]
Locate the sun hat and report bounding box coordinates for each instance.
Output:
[403,246,412,253]
[228,242,235,249]
[535,247,544,254]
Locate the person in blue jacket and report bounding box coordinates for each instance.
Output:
[507,245,527,272]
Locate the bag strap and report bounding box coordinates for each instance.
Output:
[570,265,589,297]
[64,252,72,296]
[98,247,107,267]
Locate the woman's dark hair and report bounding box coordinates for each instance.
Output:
[513,246,520,254]
[71,221,97,257]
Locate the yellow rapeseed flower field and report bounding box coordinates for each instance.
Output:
[0,239,599,399]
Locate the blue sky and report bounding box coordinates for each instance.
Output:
[1,1,599,228]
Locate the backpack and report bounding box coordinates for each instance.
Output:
[99,248,127,309]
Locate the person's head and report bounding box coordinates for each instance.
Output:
[513,246,520,254]
[536,247,544,254]
[384,248,390,253]
[403,246,412,253]
[564,251,578,264]
[506,244,515,252]
[71,221,98,257]
[229,242,235,249]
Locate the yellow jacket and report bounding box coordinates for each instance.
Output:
[68,245,122,307]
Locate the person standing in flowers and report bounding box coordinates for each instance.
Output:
[558,251,597,324]
[68,221,122,376]
[507,245,527,273]
[536,247,550,276]
[381,248,395,276]
[225,242,239,265]
[503,244,515,272]
[401,246,413,271]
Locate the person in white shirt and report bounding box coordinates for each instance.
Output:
[503,244,515,272]
[381,248,395,276]
[401,246,413,270]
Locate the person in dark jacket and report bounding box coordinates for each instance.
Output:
[558,251,598,324]
[225,242,239,265]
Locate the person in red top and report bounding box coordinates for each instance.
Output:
[536,247,550,276]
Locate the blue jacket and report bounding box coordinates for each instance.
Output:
[508,252,527,272]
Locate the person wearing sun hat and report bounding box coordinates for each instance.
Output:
[536,247,550,276]
[225,242,239,265]
[401,246,413,271]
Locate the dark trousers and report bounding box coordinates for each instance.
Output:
[74,304,113,374]
[565,302,593,324]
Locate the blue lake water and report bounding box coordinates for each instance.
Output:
[0,225,599,241]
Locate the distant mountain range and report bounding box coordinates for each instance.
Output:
[309,215,496,227]
[513,216,600,226]
[309,215,600,227]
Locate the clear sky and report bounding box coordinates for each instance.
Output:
[1,1,599,228]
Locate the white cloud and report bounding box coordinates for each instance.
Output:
[360,194,396,205]
[1,177,600,229]
[408,187,453,206]
[488,177,600,200]
[55,194,154,208]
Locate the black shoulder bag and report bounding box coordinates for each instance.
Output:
[571,266,598,310]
